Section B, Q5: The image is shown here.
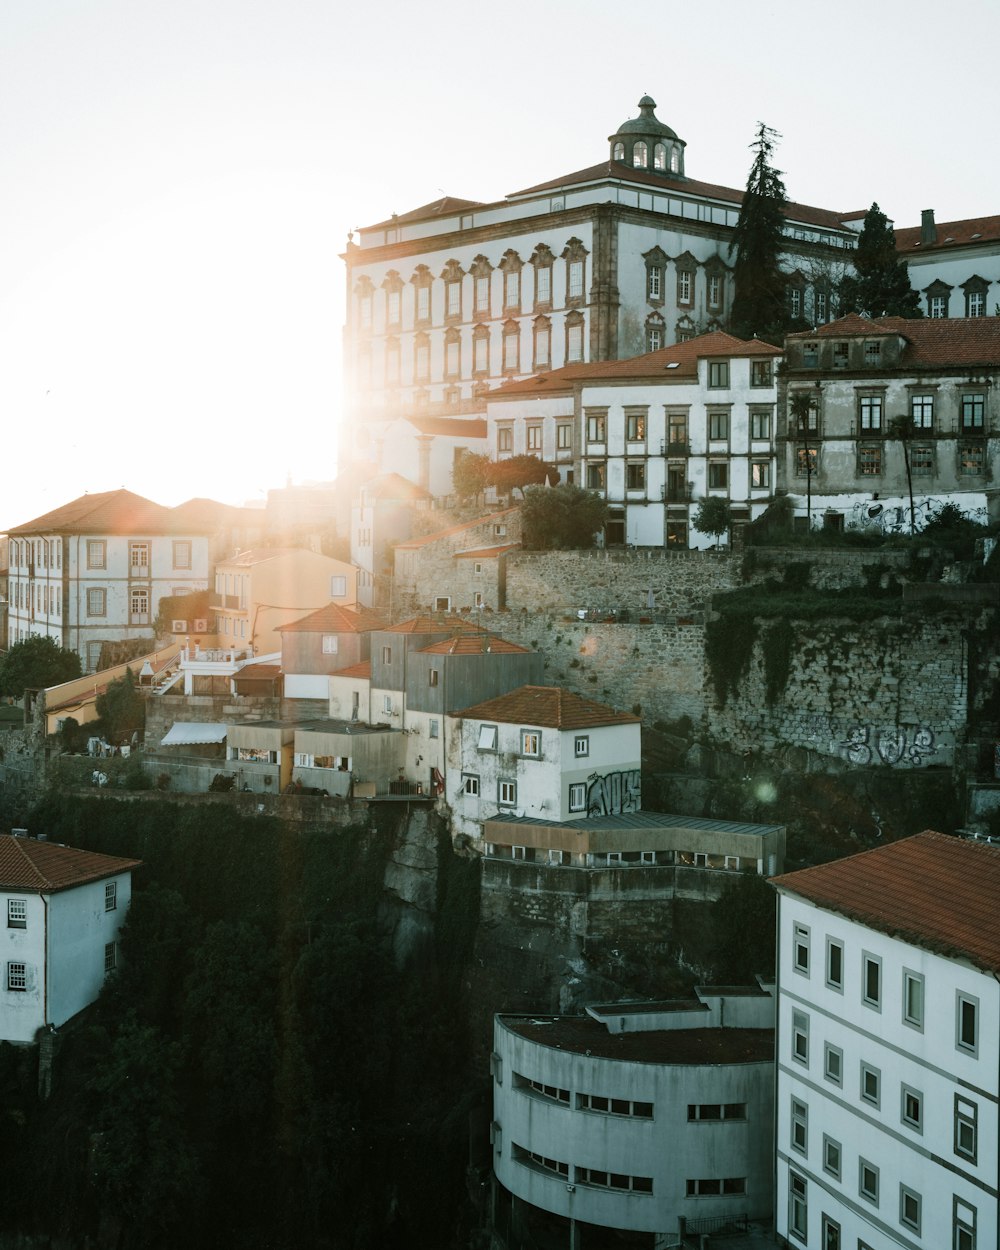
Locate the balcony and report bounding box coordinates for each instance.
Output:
[663,440,691,456]
[177,646,278,696]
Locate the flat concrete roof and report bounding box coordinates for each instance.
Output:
[498,1015,774,1065]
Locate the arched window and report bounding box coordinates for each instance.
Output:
[669,147,681,174]
[613,141,625,161]
[633,141,648,169]
[653,143,667,171]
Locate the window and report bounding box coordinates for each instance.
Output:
[556,423,572,451]
[7,962,26,992]
[859,1159,879,1204]
[7,899,26,929]
[574,735,589,757]
[815,290,829,323]
[173,540,192,569]
[462,774,480,797]
[498,780,517,807]
[473,326,490,374]
[821,1216,840,1250]
[789,1171,807,1242]
[445,332,460,378]
[750,409,771,440]
[647,323,663,352]
[587,411,606,442]
[586,463,606,489]
[687,1103,746,1121]
[827,939,844,989]
[954,1197,977,1250]
[513,1144,568,1179]
[415,280,431,323]
[478,724,497,751]
[518,1074,570,1104]
[903,970,924,1029]
[526,425,542,451]
[790,1098,807,1154]
[568,782,586,812]
[626,463,646,490]
[496,426,513,455]
[901,1085,922,1132]
[957,992,978,1054]
[579,1092,653,1118]
[104,941,117,973]
[533,321,550,370]
[567,260,584,301]
[955,1095,978,1161]
[677,269,693,304]
[475,273,491,315]
[791,1010,808,1065]
[860,1062,880,1107]
[633,140,648,168]
[823,1043,842,1086]
[708,410,729,440]
[802,341,819,367]
[858,445,881,476]
[708,274,723,310]
[330,575,347,598]
[647,266,662,300]
[911,393,934,429]
[900,1186,921,1234]
[445,279,461,319]
[961,393,985,430]
[427,668,439,688]
[321,635,339,656]
[788,286,802,319]
[911,444,934,476]
[862,953,881,1008]
[822,1135,841,1179]
[966,288,986,318]
[793,923,810,974]
[708,463,729,490]
[751,461,770,489]
[520,730,540,757]
[686,1177,745,1197]
[87,588,106,617]
[566,315,584,363]
[105,881,117,911]
[750,359,772,387]
[859,394,883,431]
[708,361,729,388]
[535,264,551,308]
[929,293,947,318]
[578,1167,652,1194]
[385,337,400,384]
[380,646,392,664]
[668,411,687,447]
[383,695,393,715]
[626,412,646,441]
[503,268,520,311]
[864,340,881,365]
[502,322,520,372]
[429,719,439,739]
[960,442,985,475]
[86,540,106,569]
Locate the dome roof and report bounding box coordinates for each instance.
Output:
[610,96,679,142]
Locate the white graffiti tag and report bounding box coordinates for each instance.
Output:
[839,726,936,768]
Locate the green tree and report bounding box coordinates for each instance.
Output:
[95,668,145,743]
[692,496,733,545]
[489,453,558,499]
[0,635,81,697]
[451,451,492,503]
[838,203,922,319]
[730,123,789,341]
[520,484,608,550]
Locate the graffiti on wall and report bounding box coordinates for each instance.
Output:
[847,496,987,537]
[587,769,642,815]
[839,725,937,768]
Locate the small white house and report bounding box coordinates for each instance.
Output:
[1,833,140,1044]
[773,831,999,1250]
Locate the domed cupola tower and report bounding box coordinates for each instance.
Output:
[608,96,686,178]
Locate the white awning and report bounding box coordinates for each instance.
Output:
[161,722,228,746]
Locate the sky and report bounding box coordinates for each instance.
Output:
[2,0,998,531]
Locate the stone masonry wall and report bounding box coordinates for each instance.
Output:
[743,546,913,591]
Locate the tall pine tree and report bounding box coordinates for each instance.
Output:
[730,123,788,342]
[838,202,922,318]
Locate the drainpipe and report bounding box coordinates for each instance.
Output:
[41,893,49,1026]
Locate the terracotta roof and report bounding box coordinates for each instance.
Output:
[278,603,387,634]
[384,614,487,634]
[451,684,639,728]
[0,835,140,892]
[896,213,1000,254]
[394,508,519,551]
[453,543,521,559]
[790,314,1000,367]
[9,489,203,537]
[330,660,371,679]
[362,195,485,232]
[773,831,1000,973]
[404,415,487,438]
[417,634,531,655]
[507,161,855,233]
[489,331,781,398]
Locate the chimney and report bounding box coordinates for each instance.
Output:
[921,209,937,245]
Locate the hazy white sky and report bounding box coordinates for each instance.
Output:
[2,0,997,530]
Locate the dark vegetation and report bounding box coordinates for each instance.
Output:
[729,122,790,342]
[520,483,609,550]
[0,796,481,1250]
[0,636,81,698]
[838,202,922,319]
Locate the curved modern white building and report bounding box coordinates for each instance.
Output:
[491,988,774,1247]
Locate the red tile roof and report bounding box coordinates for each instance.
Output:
[417,634,531,655]
[451,685,639,728]
[9,489,204,537]
[278,603,387,634]
[330,660,371,679]
[773,831,1000,972]
[790,314,1000,367]
[0,835,140,892]
[394,508,519,551]
[453,544,521,559]
[384,615,487,634]
[489,330,781,398]
[363,196,485,232]
[404,415,487,438]
[896,213,1000,254]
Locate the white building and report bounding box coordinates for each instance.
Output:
[7,489,211,671]
[446,685,641,846]
[1,833,139,1044]
[486,330,783,547]
[492,987,775,1247]
[896,210,1000,321]
[773,830,997,1250]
